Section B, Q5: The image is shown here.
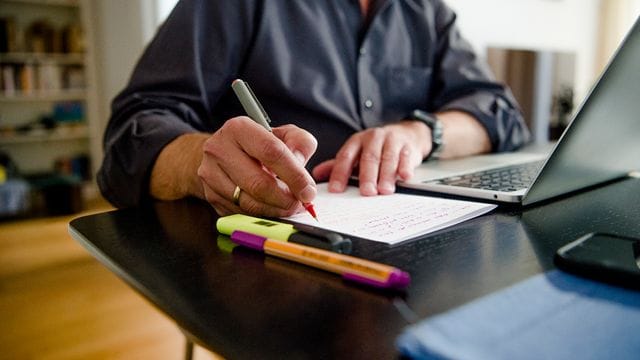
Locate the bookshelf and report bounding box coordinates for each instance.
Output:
[0,0,99,216]
[0,0,98,193]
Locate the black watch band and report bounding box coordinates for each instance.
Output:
[411,110,444,160]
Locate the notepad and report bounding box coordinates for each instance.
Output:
[283,184,496,245]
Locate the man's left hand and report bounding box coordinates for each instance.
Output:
[312,121,429,196]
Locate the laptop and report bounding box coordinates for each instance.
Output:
[400,17,640,206]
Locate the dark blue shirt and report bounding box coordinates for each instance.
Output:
[99,0,530,207]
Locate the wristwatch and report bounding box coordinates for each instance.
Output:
[411,109,444,160]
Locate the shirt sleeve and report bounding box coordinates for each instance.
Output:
[428,1,531,152]
[97,0,259,208]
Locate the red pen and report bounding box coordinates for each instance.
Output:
[303,202,319,221]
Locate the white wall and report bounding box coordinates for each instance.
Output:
[90,0,163,146]
[598,0,640,70]
[446,0,601,102]
[156,0,179,23]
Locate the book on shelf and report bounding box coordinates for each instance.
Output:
[0,17,18,53]
[18,63,35,94]
[62,23,84,54]
[2,65,16,94]
[0,63,84,95]
[63,65,84,89]
[38,62,62,91]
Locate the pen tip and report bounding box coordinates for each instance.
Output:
[303,203,318,222]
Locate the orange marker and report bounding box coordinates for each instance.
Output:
[231,230,410,290]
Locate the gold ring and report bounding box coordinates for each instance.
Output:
[232,185,242,206]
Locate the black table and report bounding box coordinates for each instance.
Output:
[69,177,640,359]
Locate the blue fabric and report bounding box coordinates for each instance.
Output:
[397,270,640,360]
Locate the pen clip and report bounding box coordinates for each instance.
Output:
[244,81,272,127]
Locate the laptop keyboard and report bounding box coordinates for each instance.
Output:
[434,160,544,192]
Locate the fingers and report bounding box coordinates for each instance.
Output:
[327,128,390,196]
[376,135,402,194]
[354,128,386,196]
[198,116,313,216]
[327,136,360,193]
[243,124,317,204]
[396,145,416,181]
[311,159,335,182]
[197,141,264,216]
[199,161,303,217]
[326,123,424,196]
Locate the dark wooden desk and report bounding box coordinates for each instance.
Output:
[69,178,640,359]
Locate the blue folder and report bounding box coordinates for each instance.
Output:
[397,270,640,359]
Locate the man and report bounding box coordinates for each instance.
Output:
[98,0,530,217]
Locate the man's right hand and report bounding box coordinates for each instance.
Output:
[151,116,318,217]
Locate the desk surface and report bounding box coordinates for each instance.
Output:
[69,178,640,359]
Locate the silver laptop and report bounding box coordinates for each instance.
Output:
[400,17,640,206]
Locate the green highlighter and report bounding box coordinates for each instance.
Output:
[216,214,352,254]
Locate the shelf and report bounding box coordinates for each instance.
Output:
[1,0,98,185]
[0,89,86,102]
[0,124,88,144]
[0,52,85,65]
[0,0,79,7]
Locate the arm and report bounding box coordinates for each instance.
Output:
[437,110,491,159]
[429,1,530,152]
[149,132,208,201]
[312,0,527,196]
[312,109,490,195]
[98,0,260,208]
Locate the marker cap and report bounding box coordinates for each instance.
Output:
[342,269,411,290]
[230,230,267,251]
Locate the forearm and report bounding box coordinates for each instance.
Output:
[150,132,209,201]
[436,110,492,159]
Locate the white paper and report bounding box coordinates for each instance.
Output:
[283,184,497,244]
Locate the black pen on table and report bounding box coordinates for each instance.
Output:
[231,79,319,221]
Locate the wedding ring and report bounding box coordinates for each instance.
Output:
[232,185,242,206]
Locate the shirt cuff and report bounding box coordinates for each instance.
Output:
[98,109,198,208]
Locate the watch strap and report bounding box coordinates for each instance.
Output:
[411,110,444,160]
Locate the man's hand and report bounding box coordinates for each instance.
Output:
[150,116,318,217]
[312,121,428,196]
[312,111,491,195]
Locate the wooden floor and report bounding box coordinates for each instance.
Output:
[0,198,221,360]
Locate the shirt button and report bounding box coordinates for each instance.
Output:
[359,48,367,56]
[364,99,374,109]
